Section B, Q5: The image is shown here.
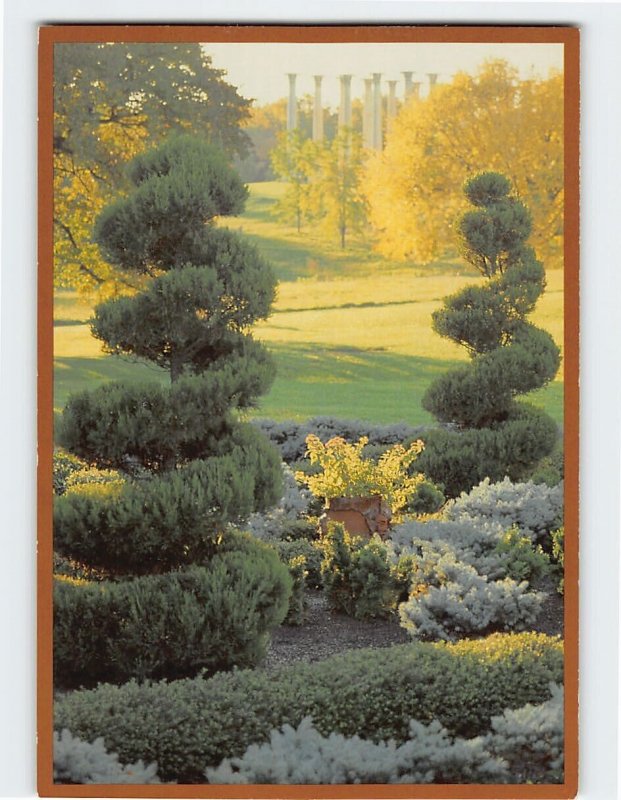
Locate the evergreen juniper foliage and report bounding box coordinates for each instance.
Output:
[56,135,282,574]
[417,173,560,496]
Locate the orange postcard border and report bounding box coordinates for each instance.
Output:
[37,23,580,800]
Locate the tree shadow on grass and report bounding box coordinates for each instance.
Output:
[252,343,564,426]
[54,356,167,412]
[54,344,563,430]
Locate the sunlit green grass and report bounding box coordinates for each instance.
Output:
[54,181,564,426]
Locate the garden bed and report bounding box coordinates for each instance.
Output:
[264,584,563,671]
[263,590,409,670]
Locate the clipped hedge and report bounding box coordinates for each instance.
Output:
[55,632,563,782]
[54,540,291,688]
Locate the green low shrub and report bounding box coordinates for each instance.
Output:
[55,632,563,783]
[282,555,307,625]
[529,439,564,487]
[54,542,291,688]
[550,527,565,594]
[320,523,397,619]
[274,539,323,589]
[403,478,446,515]
[53,449,86,496]
[279,518,320,542]
[493,526,551,583]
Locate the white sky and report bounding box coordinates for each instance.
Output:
[202,42,563,107]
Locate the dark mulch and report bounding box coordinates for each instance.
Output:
[264,583,565,671]
[531,574,565,638]
[263,590,409,670]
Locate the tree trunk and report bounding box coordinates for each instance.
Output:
[170,351,183,383]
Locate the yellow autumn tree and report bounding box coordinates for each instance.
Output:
[53,43,252,298]
[364,60,564,266]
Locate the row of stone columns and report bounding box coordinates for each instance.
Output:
[286,72,439,148]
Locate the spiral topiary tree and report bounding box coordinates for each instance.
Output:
[417,172,561,497]
[54,135,285,573]
[53,136,293,686]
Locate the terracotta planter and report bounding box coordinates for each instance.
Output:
[320,495,392,539]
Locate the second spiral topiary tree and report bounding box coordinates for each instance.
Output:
[417,172,561,497]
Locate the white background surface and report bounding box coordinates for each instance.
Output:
[1,2,619,798]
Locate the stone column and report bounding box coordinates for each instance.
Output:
[412,81,421,100]
[338,74,353,129]
[387,80,398,119]
[403,71,414,100]
[372,72,382,150]
[427,73,438,94]
[313,75,324,141]
[287,73,297,131]
[363,77,374,148]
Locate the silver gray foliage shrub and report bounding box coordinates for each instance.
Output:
[388,481,551,640]
[444,477,563,541]
[389,518,507,579]
[398,551,544,641]
[53,729,161,784]
[485,683,564,783]
[253,417,426,463]
[246,464,312,541]
[206,688,564,785]
[205,716,507,784]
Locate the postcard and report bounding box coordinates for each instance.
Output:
[38,24,579,798]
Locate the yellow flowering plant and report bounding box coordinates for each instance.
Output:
[297,434,425,516]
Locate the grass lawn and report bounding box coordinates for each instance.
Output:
[54,181,564,427]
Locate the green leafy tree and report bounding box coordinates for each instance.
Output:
[54,43,252,295]
[270,129,318,232]
[310,128,368,248]
[55,136,283,572]
[236,96,341,182]
[417,172,560,496]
